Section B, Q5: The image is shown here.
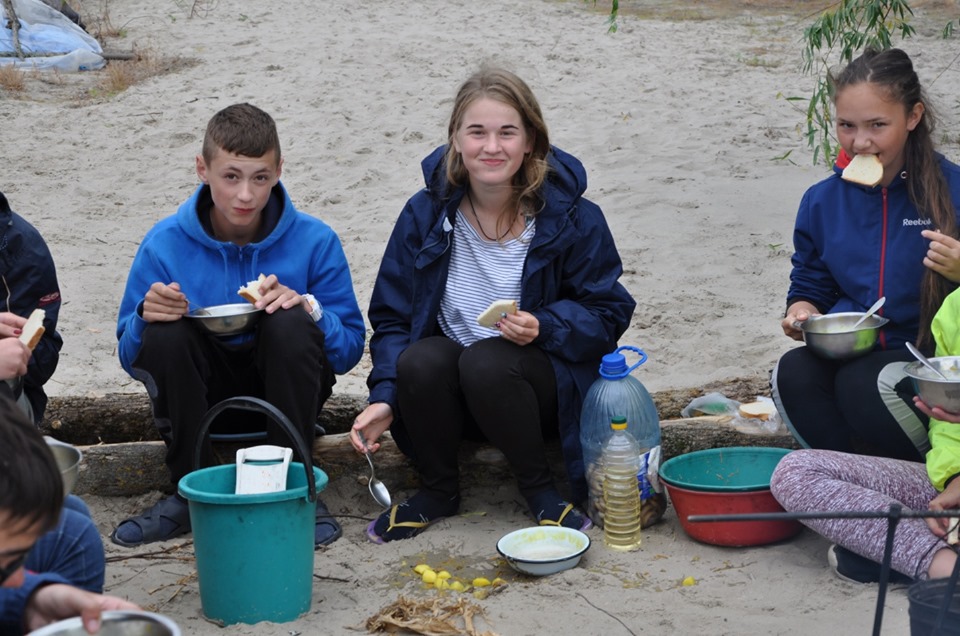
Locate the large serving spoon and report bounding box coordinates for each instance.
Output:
[358,435,392,508]
[852,296,886,330]
[906,341,949,380]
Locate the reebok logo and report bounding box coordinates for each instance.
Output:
[903,218,932,227]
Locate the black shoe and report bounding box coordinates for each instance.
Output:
[314,497,342,547]
[827,544,914,585]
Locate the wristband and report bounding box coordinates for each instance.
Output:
[302,294,323,322]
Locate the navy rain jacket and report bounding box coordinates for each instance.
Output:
[367,145,636,503]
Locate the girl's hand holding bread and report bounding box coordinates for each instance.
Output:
[238,273,305,314]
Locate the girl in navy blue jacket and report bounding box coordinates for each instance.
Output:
[351,67,636,543]
[773,48,960,463]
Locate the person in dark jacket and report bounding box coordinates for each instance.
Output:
[0,397,137,635]
[350,67,636,543]
[773,48,960,464]
[0,192,62,425]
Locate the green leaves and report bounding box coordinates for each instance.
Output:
[800,0,917,166]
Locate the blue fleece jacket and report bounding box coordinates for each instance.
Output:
[117,183,365,377]
[788,151,960,350]
[367,145,637,503]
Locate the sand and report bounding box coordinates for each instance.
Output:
[5,0,960,632]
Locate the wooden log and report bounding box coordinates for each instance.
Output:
[71,414,798,497]
[42,375,772,444]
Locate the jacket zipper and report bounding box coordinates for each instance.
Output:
[878,188,888,349]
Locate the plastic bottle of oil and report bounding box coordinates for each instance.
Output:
[601,416,643,550]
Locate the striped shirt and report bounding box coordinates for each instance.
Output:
[438,209,536,346]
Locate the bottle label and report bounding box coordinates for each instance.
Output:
[637,445,662,499]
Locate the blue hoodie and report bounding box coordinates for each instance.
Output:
[367,145,637,503]
[788,150,960,350]
[117,183,365,377]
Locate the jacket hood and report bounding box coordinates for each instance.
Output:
[419,144,589,211]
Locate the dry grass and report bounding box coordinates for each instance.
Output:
[0,65,26,93]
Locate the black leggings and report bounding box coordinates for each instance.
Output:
[132,308,333,485]
[397,336,558,500]
[771,346,924,462]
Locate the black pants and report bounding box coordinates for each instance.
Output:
[771,346,924,462]
[397,336,558,500]
[132,308,333,485]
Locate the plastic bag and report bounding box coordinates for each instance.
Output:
[735,395,784,434]
[0,0,104,71]
[681,392,740,418]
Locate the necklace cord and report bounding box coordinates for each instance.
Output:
[466,190,513,242]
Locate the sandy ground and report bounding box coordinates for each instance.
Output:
[5,0,960,633]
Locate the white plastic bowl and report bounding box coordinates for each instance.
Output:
[496,526,590,576]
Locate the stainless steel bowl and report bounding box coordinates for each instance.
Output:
[800,312,890,360]
[26,610,181,636]
[45,437,82,496]
[904,356,960,413]
[184,303,263,336]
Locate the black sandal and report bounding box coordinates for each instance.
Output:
[110,495,191,547]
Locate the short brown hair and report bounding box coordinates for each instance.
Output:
[201,103,281,166]
[0,396,63,534]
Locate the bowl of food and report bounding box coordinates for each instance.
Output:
[799,312,889,360]
[904,356,960,413]
[185,303,263,336]
[496,526,590,576]
[659,447,802,547]
[27,610,181,636]
[45,437,82,496]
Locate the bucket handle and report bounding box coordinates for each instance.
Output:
[616,345,648,373]
[193,396,317,503]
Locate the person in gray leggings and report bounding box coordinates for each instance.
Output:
[771,449,958,583]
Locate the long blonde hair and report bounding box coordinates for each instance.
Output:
[444,67,550,221]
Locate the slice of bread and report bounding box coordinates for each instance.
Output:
[841,153,883,187]
[948,517,960,545]
[738,401,777,421]
[237,274,266,304]
[477,299,517,328]
[19,308,45,351]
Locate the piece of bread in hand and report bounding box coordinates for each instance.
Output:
[477,299,518,328]
[738,401,777,421]
[237,274,266,304]
[948,517,960,545]
[19,308,45,351]
[842,153,883,187]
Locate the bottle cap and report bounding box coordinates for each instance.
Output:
[599,352,628,379]
[610,416,627,430]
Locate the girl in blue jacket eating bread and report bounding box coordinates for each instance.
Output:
[773,48,960,463]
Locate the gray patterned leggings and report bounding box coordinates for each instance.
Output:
[770,449,950,580]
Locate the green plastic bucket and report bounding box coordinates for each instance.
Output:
[177,397,327,625]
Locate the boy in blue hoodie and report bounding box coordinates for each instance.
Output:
[112,103,365,548]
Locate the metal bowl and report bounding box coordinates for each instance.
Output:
[904,356,960,413]
[45,437,82,496]
[800,312,889,360]
[26,610,181,636]
[184,303,263,336]
[496,526,590,576]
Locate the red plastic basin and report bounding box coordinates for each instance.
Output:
[663,480,802,547]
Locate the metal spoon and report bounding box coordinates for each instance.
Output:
[906,341,948,380]
[358,435,392,508]
[852,296,886,330]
